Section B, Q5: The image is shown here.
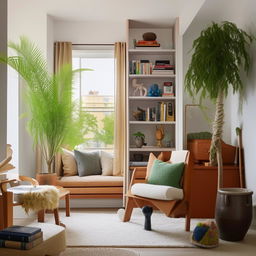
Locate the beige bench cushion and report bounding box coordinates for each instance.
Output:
[56,175,123,187]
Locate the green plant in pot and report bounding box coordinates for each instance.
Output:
[0,37,91,183]
[185,21,253,241]
[133,132,146,148]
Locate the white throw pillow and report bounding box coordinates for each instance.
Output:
[100,151,114,176]
[62,148,78,176]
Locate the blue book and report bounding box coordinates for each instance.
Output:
[0,226,42,242]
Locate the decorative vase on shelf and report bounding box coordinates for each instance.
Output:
[215,188,253,241]
[155,125,164,147]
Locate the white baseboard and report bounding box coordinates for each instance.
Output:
[59,198,123,209]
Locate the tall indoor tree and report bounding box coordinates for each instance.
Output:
[185,21,253,188]
[0,37,91,173]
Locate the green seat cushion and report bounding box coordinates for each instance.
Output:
[147,160,185,188]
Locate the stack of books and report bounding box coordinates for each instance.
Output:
[130,60,153,75]
[152,60,175,75]
[135,102,175,122]
[135,40,160,47]
[0,226,43,250]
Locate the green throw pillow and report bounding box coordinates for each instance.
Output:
[147,160,185,188]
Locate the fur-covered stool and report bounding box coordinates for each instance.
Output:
[0,223,66,256]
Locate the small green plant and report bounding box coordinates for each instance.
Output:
[133,132,145,138]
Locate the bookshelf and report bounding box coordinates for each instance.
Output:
[126,19,182,170]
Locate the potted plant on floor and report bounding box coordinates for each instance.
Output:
[0,37,91,184]
[185,21,254,241]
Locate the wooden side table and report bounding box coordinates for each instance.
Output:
[37,186,70,226]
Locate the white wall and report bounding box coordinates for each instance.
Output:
[184,0,256,206]
[47,15,55,73]
[183,17,215,145]
[8,0,48,177]
[0,0,7,161]
[53,20,126,43]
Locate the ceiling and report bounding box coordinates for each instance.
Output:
[11,0,188,25]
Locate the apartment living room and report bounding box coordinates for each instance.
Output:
[0,0,256,255]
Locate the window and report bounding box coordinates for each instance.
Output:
[72,46,115,151]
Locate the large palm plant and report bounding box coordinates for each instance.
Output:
[185,22,253,188]
[0,37,91,173]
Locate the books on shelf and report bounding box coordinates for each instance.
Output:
[152,60,175,75]
[130,59,175,76]
[133,102,175,122]
[130,60,153,75]
[151,70,174,75]
[136,40,160,47]
[0,226,43,250]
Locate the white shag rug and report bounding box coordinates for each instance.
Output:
[15,208,197,247]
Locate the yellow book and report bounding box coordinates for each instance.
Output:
[160,102,165,121]
[166,102,175,121]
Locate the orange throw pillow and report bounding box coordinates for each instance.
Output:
[146,153,157,180]
[146,152,172,180]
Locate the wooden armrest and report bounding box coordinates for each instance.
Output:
[129,167,147,189]
[0,144,13,169]
[19,176,39,186]
[0,179,17,192]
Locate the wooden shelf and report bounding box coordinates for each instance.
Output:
[128,49,175,54]
[129,96,175,100]
[129,147,175,152]
[129,121,175,124]
[129,74,175,78]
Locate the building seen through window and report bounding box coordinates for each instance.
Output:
[72,47,114,152]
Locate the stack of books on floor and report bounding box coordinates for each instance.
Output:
[152,60,175,75]
[0,226,43,250]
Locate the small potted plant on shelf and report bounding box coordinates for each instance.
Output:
[185,21,253,241]
[0,37,91,184]
[133,132,146,148]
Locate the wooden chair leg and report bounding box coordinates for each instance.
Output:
[185,214,191,232]
[54,208,66,228]
[3,192,13,228]
[38,209,45,223]
[65,194,70,217]
[123,197,136,222]
[53,208,60,225]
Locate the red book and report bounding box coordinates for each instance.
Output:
[137,40,158,44]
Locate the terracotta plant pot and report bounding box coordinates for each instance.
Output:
[36,173,57,185]
[215,188,253,241]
